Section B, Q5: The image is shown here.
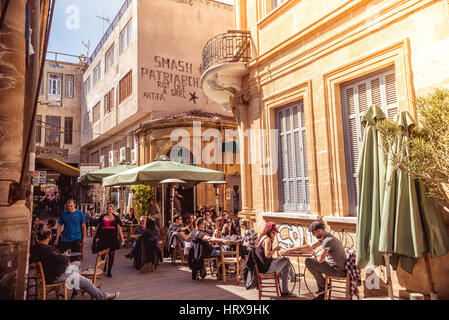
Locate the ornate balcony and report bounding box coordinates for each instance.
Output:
[200,30,251,110]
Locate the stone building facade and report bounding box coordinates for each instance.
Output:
[0,0,52,299]
[80,0,238,219]
[201,0,449,298]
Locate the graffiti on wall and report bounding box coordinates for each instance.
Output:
[141,56,202,103]
[276,223,316,250]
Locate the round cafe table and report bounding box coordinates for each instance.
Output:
[281,251,315,297]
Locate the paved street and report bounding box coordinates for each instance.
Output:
[61,234,319,300]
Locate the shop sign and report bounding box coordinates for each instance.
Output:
[32,171,47,186]
[36,146,69,161]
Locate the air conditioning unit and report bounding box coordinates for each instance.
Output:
[109,150,119,166]
[131,149,137,164]
[100,155,108,168]
[120,147,131,162]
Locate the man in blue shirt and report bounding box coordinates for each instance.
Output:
[54,199,86,261]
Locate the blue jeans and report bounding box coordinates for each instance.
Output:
[266,257,294,294]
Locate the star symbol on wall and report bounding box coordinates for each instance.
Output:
[189,92,198,104]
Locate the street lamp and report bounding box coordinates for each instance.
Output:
[160,178,186,224]
[207,181,227,215]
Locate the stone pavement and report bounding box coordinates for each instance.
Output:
[66,234,320,300]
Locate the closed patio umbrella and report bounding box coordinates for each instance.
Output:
[379,110,449,298]
[356,105,388,270]
[102,155,225,188]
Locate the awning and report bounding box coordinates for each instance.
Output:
[36,158,80,177]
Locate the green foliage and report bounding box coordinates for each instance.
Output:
[131,185,154,218]
[376,88,449,204]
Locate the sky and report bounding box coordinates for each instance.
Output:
[48,0,234,63]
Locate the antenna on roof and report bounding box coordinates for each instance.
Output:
[96,12,110,34]
[82,39,91,58]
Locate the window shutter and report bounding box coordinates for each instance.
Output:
[277,101,310,212]
[342,68,398,215]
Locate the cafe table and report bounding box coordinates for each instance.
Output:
[63,251,82,262]
[281,251,314,297]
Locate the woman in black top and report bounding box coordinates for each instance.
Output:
[255,222,294,297]
[93,204,125,277]
[222,218,237,237]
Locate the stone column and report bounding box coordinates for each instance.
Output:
[233,104,253,218]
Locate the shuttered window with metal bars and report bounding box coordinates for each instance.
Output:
[341,67,398,216]
[277,101,310,212]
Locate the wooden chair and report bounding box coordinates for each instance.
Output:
[26,263,40,300]
[81,248,109,293]
[202,257,218,278]
[324,272,352,300]
[29,262,67,300]
[255,262,281,300]
[171,236,187,265]
[219,243,243,284]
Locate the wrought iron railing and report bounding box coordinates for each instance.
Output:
[201,30,251,73]
[88,0,133,65]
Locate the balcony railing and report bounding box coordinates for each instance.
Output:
[201,30,251,73]
[88,0,133,65]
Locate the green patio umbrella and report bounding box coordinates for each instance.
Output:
[102,155,225,188]
[77,162,136,185]
[356,105,388,270]
[378,110,449,297]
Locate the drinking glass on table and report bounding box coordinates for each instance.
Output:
[67,249,71,255]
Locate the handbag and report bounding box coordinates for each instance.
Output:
[91,236,99,254]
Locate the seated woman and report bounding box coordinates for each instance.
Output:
[125,208,138,224]
[132,218,163,270]
[255,222,295,297]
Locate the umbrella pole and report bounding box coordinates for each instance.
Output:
[215,186,219,215]
[170,186,175,224]
[383,253,394,300]
[424,252,438,300]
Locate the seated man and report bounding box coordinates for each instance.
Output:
[240,219,258,256]
[283,221,347,300]
[124,217,147,259]
[188,217,230,280]
[165,214,190,256]
[30,228,119,300]
[47,219,57,246]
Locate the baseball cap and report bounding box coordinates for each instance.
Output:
[265,222,279,233]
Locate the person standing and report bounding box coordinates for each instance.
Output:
[54,199,86,261]
[174,190,183,215]
[148,198,161,228]
[93,204,125,278]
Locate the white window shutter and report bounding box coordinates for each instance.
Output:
[277,102,310,212]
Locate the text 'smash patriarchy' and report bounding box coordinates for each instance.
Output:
[141,56,201,103]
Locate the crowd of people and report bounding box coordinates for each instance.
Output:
[29,197,349,301]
